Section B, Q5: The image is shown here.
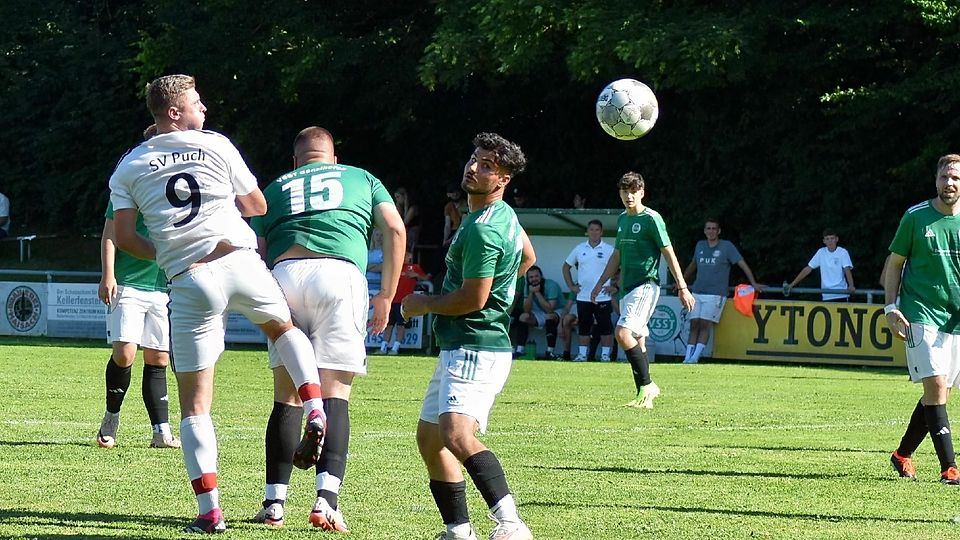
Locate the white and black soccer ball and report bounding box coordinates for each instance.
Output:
[595,78,659,140]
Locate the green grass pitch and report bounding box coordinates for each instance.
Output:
[1,337,959,539]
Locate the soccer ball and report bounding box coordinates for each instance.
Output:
[595,78,659,140]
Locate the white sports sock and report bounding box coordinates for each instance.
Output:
[181,415,219,514]
[492,494,520,522]
[265,483,288,502]
[449,522,474,537]
[578,345,588,357]
[153,422,171,435]
[273,329,323,417]
[516,346,525,354]
[601,346,611,357]
[692,343,705,361]
[316,470,343,494]
[685,344,695,361]
[391,341,401,351]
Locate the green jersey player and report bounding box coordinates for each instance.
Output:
[249,127,406,531]
[402,132,536,540]
[887,154,960,484]
[96,199,179,450]
[591,172,695,409]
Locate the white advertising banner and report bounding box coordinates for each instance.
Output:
[0,282,47,336]
[364,289,425,350]
[46,283,107,339]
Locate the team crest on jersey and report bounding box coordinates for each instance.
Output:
[632,223,641,233]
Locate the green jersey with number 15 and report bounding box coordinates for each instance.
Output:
[250,163,393,272]
[434,200,524,352]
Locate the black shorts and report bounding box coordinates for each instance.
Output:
[576,300,613,335]
[388,303,412,328]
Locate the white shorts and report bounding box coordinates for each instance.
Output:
[268,258,368,374]
[419,348,514,433]
[690,293,725,323]
[168,250,290,373]
[106,285,169,351]
[617,282,661,338]
[905,323,960,386]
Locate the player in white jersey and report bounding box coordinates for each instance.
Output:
[108,74,327,534]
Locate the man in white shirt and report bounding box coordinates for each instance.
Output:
[109,74,326,534]
[786,228,855,301]
[0,192,10,239]
[561,219,615,361]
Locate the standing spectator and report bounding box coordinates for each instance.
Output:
[572,193,587,209]
[0,191,10,238]
[591,172,695,409]
[785,228,855,301]
[366,228,385,288]
[250,126,405,531]
[394,187,421,251]
[109,74,325,533]
[511,187,529,208]
[510,265,564,360]
[96,201,180,450]
[442,184,467,248]
[401,132,535,540]
[886,154,960,484]
[562,219,615,362]
[681,218,763,364]
[557,291,577,360]
[380,251,429,355]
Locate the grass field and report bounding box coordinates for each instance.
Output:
[2,337,960,539]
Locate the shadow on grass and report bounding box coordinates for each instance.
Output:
[530,464,864,480]
[521,500,942,524]
[0,508,183,535]
[0,440,95,448]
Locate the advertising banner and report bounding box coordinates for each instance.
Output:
[364,289,425,350]
[47,283,105,339]
[0,282,47,336]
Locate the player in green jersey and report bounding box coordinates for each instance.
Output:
[249,127,406,531]
[886,154,960,484]
[96,124,179,450]
[591,172,695,409]
[402,132,535,540]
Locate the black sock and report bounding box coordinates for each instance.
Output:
[265,402,303,486]
[625,345,650,392]
[463,450,511,509]
[317,398,350,509]
[105,356,131,414]
[141,364,169,426]
[545,319,558,348]
[896,399,928,457]
[924,404,957,471]
[515,322,529,349]
[429,480,470,526]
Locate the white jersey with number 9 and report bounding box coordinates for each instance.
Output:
[109,129,259,278]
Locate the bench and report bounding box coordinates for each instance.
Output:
[1,234,57,262]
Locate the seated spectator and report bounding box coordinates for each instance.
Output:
[510,265,564,359]
[380,252,429,355]
[366,228,384,286]
[394,187,421,251]
[0,191,9,239]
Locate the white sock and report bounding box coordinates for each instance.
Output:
[449,522,474,537]
[601,346,611,358]
[516,346,525,354]
[692,343,705,361]
[685,344,695,361]
[578,345,588,357]
[492,494,520,522]
[316,470,343,494]
[265,483,288,503]
[153,422,171,435]
[379,342,388,352]
[391,341,401,351]
[273,329,323,417]
[181,415,219,514]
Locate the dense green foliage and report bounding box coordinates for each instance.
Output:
[2,338,960,538]
[2,1,959,283]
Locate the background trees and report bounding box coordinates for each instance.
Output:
[2,0,958,283]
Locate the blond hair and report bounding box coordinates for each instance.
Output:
[145,75,196,119]
[937,154,960,175]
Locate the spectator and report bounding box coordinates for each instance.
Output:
[366,228,384,287]
[442,183,467,248]
[572,193,587,209]
[380,252,429,355]
[510,265,564,359]
[557,291,577,360]
[0,191,10,239]
[511,187,530,208]
[394,187,421,251]
[562,219,616,362]
[681,218,763,364]
[786,228,855,301]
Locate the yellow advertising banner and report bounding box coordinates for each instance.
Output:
[713,300,906,367]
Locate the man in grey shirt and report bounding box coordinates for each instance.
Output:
[681,219,762,364]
